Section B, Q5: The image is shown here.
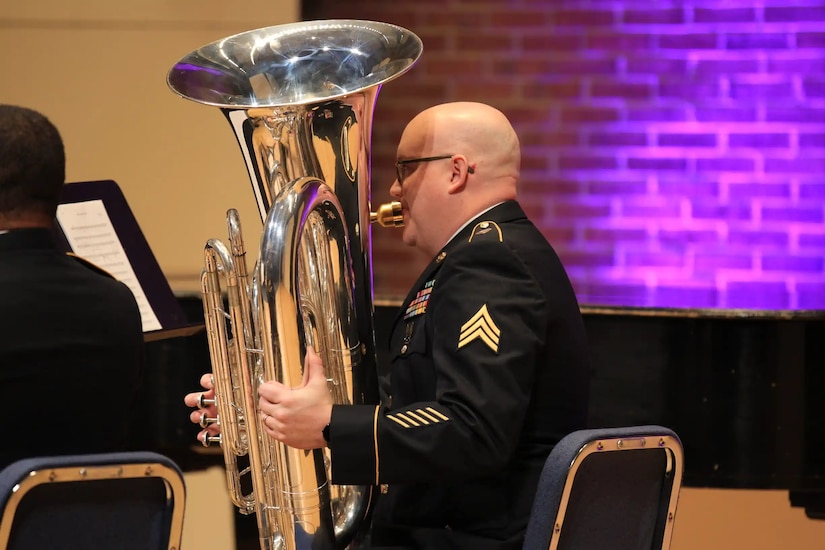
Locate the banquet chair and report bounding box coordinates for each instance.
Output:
[0,451,185,550]
[523,425,683,550]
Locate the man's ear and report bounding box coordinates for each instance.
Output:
[447,155,471,194]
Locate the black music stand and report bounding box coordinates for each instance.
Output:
[56,180,202,342]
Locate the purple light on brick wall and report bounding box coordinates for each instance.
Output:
[530,0,825,310]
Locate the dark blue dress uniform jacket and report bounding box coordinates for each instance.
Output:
[0,228,144,468]
[330,201,590,549]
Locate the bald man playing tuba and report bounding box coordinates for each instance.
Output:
[188,101,590,549]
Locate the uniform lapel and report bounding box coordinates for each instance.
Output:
[388,201,527,332]
[390,256,444,331]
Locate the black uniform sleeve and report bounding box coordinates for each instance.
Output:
[331,238,548,485]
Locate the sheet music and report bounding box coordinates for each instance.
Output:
[56,200,162,332]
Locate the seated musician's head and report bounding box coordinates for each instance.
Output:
[389,101,521,258]
[0,105,66,230]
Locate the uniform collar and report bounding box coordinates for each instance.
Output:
[0,227,59,253]
[443,200,526,249]
[442,201,505,245]
[391,200,527,328]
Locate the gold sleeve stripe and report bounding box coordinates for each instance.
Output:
[426,407,449,421]
[386,415,410,428]
[373,405,380,485]
[387,407,450,428]
[417,410,440,422]
[406,411,430,424]
[388,409,450,428]
[393,412,420,426]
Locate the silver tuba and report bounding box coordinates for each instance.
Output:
[166,20,422,550]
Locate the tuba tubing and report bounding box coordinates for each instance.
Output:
[260,177,362,547]
[200,237,249,508]
[201,210,293,549]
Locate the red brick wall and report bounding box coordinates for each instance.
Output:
[304,1,825,309]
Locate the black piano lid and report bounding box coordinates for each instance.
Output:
[580,299,825,320]
[578,283,825,510]
[144,282,825,514]
[576,283,825,319]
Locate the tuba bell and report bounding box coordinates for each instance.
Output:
[167,19,422,550]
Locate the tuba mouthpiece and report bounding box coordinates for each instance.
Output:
[370,201,404,227]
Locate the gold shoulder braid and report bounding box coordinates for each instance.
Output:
[66,252,116,279]
[468,221,503,242]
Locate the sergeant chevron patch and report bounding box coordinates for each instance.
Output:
[458,304,501,353]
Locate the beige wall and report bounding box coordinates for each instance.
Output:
[0,2,301,291]
[182,467,236,549]
[2,4,291,547]
[672,488,825,550]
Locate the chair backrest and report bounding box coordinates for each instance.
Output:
[523,425,683,550]
[0,451,186,550]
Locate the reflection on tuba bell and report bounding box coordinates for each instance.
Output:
[167,19,423,550]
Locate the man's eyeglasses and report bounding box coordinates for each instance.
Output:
[395,154,474,184]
